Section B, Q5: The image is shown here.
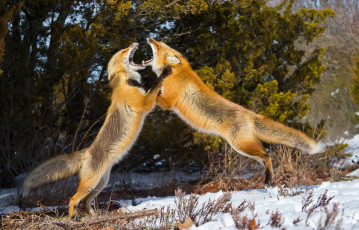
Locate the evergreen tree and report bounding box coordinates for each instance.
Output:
[135,0,333,156]
[0,0,334,187]
[0,1,21,74]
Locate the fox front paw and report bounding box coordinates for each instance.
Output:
[159,66,172,80]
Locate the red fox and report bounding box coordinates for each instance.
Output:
[22,42,172,217]
[144,38,324,185]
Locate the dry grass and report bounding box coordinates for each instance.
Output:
[2,189,249,229]
[267,210,283,228]
[197,142,357,194]
[1,188,348,229]
[1,189,246,229]
[4,139,358,229]
[18,141,355,213]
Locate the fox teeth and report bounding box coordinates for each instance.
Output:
[142,59,152,65]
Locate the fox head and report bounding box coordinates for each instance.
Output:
[108,42,145,88]
[144,38,189,77]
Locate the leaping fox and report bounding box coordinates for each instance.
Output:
[143,38,324,185]
[22,42,172,217]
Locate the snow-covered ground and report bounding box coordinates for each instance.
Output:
[341,135,359,165]
[2,180,359,229]
[127,180,359,229]
[334,134,359,176]
[1,135,359,229]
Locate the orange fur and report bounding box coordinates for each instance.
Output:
[145,38,324,185]
[22,43,168,217]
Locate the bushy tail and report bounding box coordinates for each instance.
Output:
[253,115,324,154]
[22,148,88,197]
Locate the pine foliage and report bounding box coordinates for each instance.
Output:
[0,0,333,187]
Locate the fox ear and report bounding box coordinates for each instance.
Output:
[166,54,181,64]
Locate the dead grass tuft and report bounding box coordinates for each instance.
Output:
[199,142,355,194]
[268,210,284,228]
[317,202,342,230]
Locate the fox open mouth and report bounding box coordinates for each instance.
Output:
[129,43,146,68]
[141,41,153,66]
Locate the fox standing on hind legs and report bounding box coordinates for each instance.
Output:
[144,38,324,185]
[22,42,172,217]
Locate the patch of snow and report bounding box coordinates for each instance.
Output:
[0,188,18,210]
[347,168,359,176]
[0,188,17,199]
[0,206,21,214]
[1,178,359,229]
[108,170,200,191]
[333,134,359,169]
[331,88,340,97]
[1,135,359,229]
[125,180,359,229]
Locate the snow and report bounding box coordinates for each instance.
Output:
[1,135,359,229]
[0,188,17,199]
[347,168,359,176]
[334,134,359,169]
[109,170,200,191]
[331,88,340,97]
[2,180,359,228]
[124,180,359,229]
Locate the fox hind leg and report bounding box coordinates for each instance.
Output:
[68,173,103,217]
[82,168,111,216]
[230,138,275,186]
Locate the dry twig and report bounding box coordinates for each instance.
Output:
[52,208,158,230]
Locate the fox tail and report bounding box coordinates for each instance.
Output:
[253,115,325,154]
[22,148,88,197]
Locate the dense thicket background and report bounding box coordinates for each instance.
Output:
[0,0,358,188]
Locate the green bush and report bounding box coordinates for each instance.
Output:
[0,0,334,187]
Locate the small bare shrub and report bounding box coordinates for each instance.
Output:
[144,189,233,228]
[231,213,259,230]
[312,189,334,210]
[304,189,335,226]
[202,147,263,191]
[268,210,284,228]
[230,200,259,229]
[232,214,249,229]
[317,203,342,230]
[278,186,305,197]
[248,201,256,215]
[303,189,334,213]
[234,200,250,213]
[193,192,232,225]
[302,189,314,211]
[144,205,177,229]
[174,189,199,223]
[293,216,303,225]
